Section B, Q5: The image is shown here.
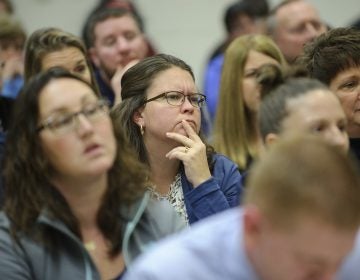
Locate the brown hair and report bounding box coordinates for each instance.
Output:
[24,27,97,89]
[297,27,360,85]
[3,68,148,256]
[0,14,26,49]
[111,53,214,168]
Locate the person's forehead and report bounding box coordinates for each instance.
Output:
[277,1,320,23]
[94,15,140,34]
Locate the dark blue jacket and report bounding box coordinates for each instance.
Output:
[94,68,115,107]
[181,153,243,224]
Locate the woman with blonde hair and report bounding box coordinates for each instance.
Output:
[212,34,287,172]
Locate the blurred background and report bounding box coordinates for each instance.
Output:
[11,0,360,89]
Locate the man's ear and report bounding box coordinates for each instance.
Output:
[243,205,263,252]
[265,133,279,147]
[88,47,100,68]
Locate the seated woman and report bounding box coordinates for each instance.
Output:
[24,27,97,86]
[0,68,184,279]
[0,28,99,208]
[297,27,360,163]
[112,54,243,225]
[258,64,349,155]
[212,34,287,172]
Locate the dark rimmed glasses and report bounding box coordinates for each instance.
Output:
[37,99,110,135]
[143,91,206,108]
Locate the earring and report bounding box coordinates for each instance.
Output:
[140,125,145,135]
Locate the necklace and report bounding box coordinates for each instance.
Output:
[148,173,189,224]
[84,241,96,251]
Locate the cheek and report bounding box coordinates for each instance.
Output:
[80,70,92,84]
[42,137,76,167]
[98,47,116,60]
[133,39,148,57]
[338,94,357,113]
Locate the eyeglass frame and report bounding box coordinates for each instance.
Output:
[142,91,206,108]
[36,99,110,133]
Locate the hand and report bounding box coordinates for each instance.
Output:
[165,120,211,187]
[1,56,24,80]
[111,59,140,106]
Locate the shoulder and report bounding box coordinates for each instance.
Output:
[212,153,241,175]
[337,229,360,279]
[124,209,242,279]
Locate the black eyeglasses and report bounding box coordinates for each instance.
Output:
[37,99,110,134]
[143,91,206,108]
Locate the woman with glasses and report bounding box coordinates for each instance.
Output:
[112,54,243,225]
[0,28,100,208]
[0,68,184,280]
[298,27,360,164]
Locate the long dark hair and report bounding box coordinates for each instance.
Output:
[3,67,148,256]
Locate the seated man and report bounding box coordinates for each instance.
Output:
[123,135,360,280]
[0,14,25,100]
[204,0,268,122]
[267,0,327,64]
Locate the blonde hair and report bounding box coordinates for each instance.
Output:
[245,134,360,230]
[212,34,286,170]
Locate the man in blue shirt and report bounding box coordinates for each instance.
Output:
[203,0,268,122]
[0,14,25,100]
[124,135,360,280]
[84,8,150,107]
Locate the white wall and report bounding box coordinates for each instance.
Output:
[12,0,360,89]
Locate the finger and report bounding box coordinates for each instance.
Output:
[181,120,201,141]
[166,132,193,147]
[166,146,190,159]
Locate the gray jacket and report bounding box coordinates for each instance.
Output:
[0,192,185,279]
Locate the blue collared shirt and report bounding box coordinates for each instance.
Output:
[123,208,260,280]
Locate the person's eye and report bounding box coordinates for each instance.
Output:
[244,69,257,78]
[338,121,347,132]
[340,80,358,90]
[311,21,322,31]
[83,104,100,117]
[290,24,306,34]
[103,37,116,47]
[311,124,325,133]
[50,114,73,129]
[190,95,201,103]
[74,64,86,74]
[124,32,138,41]
[167,93,182,101]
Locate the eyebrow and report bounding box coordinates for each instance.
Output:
[42,93,96,117]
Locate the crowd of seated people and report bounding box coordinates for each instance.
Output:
[1,0,360,279]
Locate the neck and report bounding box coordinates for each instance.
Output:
[98,67,112,86]
[146,140,180,194]
[52,174,107,229]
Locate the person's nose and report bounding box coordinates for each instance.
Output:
[76,114,94,136]
[116,36,131,53]
[318,268,337,280]
[305,23,322,41]
[180,96,195,113]
[329,126,349,154]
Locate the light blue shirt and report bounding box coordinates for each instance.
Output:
[336,229,360,279]
[1,75,23,99]
[123,208,260,280]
